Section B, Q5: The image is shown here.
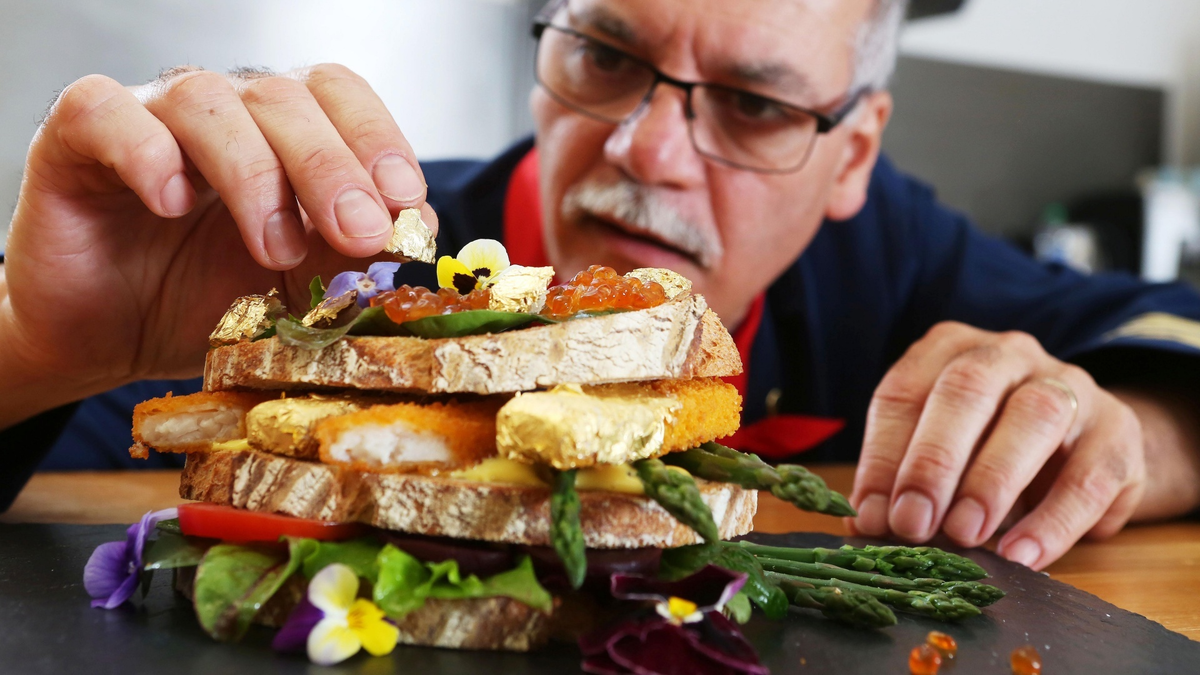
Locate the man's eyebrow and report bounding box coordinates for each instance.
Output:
[726,61,816,100]
[569,6,639,47]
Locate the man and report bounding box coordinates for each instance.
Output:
[2,0,1198,571]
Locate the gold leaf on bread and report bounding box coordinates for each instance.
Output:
[487,265,555,314]
[301,290,357,328]
[208,290,283,346]
[385,208,437,263]
[624,268,692,300]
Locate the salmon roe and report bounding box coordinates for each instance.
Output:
[372,285,490,323]
[909,643,943,675]
[926,631,957,658]
[540,265,668,320]
[1010,645,1042,675]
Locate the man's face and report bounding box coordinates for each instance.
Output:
[532,0,877,325]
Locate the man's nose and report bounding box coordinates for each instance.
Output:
[603,84,706,189]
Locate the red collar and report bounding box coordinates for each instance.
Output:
[501,147,842,458]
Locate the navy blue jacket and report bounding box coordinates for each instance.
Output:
[5,138,1200,508]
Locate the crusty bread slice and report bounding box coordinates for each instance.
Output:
[203,296,740,395]
[174,566,555,652]
[180,449,756,548]
[131,391,276,455]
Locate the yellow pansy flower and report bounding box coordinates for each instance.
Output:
[437,239,511,294]
[306,563,399,665]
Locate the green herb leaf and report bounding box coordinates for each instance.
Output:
[192,544,294,642]
[294,537,383,582]
[659,543,719,581]
[345,306,408,337]
[275,317,356,350]
[711,545,789,620]
[142,531,213,571]
[372,544,553,620]
[400,310,552,339]
[309,276,326,309]
[155,518,182,536]
[724,591,753,624]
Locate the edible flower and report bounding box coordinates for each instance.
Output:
[273,563,399,666]
[83,507,178,609]
[579,565,769,675]
[326,261,401,307]
[437,239,510,294]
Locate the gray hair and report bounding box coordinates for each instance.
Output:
[851,0,909,93]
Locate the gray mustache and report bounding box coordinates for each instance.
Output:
[560,180,723,268]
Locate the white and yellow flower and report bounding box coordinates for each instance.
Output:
[437,239,511,294]
[306,563,399,666]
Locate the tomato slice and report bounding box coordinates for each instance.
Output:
[177,502,366,543]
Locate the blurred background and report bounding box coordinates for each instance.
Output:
[1,0,1198,285]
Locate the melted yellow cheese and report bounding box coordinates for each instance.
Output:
[450,457,548,487]
[211,438,251,452]
[576,463,645,495]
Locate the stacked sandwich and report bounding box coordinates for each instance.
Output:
[128,238,851,655]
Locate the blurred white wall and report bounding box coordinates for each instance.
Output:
[901,0,1200,164]
[0,0,538,246]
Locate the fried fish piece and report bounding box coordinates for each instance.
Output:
[316,398,504,474]
[495,377,741,470]
[131,391,276,455]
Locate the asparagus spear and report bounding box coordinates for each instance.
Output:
[550,469,586,589]
[755,557,1005,607]
[664,442,856,517]
[776,579,897,628]
[765,571,981,621]
[732,541,988,581]
[634,458,720,545]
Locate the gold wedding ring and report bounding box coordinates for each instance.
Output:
[1038,377,1079,422]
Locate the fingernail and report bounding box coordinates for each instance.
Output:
[890,491,935,541]
[160,173,195,216]
[372,155,425,203]
[945,497,987,545]
[334,188,391,239]
[1003,537,1042,568]
[854,493,889,536]
[263,210,306,266]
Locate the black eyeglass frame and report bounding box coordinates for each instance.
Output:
[531,19,866,174]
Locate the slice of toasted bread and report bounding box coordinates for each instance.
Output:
[203,297,740,394]
[180,449,756,548]
[131,391,276,455]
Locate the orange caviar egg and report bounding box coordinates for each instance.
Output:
[1011,645,1042,675]
[372,285,490,324]
[540,265,668,319]
[926,631,957,658]
[909,643,942,675]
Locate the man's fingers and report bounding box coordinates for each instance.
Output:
[39,74,194,219]
[852,321,981,536]
[293,64,433,234]
[996,399,1145,570]
[233,71,396,260]
[136,69,304,269]
[887,336,1042,542]
[943,367,1093,546]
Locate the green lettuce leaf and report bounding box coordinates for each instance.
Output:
[309,275,326,309]
[192,544,298,642]
[400,309,552,339]
[725,591,753,624]
[294,537,383,581]
[142,531,213,571]
[372,545,552,619]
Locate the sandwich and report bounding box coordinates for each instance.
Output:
[90,229,999,671]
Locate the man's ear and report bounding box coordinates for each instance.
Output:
[824,91,893,221]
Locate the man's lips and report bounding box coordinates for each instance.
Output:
[580,213,704,269]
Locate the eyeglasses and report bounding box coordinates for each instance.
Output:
[532,20,863,174]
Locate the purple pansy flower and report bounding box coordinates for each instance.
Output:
[83,507,177,609]
[326,262,401,307]
[579,565,769,675]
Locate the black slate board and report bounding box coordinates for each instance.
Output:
[1,523,1196,674]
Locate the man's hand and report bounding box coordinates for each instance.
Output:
[1,65,436,428]
[848,321,1149,570]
